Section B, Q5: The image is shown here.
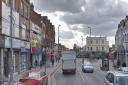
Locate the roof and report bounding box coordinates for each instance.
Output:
[108,71,128,77]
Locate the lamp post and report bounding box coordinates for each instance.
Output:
[10,1,14,83]
[81,36,83,49]
[58,25,61,59]
[88,27,91,37]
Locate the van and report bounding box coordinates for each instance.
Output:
[62,51,76,74]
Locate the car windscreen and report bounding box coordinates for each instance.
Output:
[116,76,128,85]
[28,72,40,78]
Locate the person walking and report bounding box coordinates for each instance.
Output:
[122,62,126,67]
[51,56,54,66]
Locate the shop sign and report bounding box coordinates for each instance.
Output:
[21,41,30,49]
[12,39,21,48]
[5,36,11,48]
[21,47,29,52]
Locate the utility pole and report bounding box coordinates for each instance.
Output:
[58,25,61,58]
[88,27,91,37]
[81,36,83,49]
[10,1,14,83]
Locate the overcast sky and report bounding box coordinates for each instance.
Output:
[31,0,128,49]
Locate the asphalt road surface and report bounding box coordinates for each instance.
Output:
[54,59,106,85]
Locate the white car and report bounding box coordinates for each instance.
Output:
[104,70,128,85]
[82,62,94,73]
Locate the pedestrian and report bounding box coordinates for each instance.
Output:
[40,60,43,68]
[35,60,38,67]
[117,60,120,68]
[122,62,126,67]
[51,56,54,66]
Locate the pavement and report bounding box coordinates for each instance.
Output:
[2,61,60,85]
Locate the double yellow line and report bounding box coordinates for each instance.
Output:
[50,64,61,85]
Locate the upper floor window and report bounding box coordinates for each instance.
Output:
[102,47,104,51]
[90,40,93,44]
[20,1,23,15]
[91,47,92,51]
[21,24,27,40]
[96,40,98,44]
[102,40,104,44]
[12,0,16,10]
[88,41,89,44]
[20,2,29,18]
[96,47,98,51]
[24,4,28,18]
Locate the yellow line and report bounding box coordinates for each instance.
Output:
[51,66,60,85]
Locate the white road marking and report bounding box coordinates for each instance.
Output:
[77,64,85,83]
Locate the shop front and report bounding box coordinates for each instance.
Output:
[20,41,30,71]
[32,47,42,67]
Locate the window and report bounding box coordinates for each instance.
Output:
[102,40,104,44]
[22,24,26,40]
[24,4,28,18]
[102,47,104,51]
[5,0,9,5]
[96,47,98,51]
[20,1,23,15]
[88,41,89,44]
[12,0,16,10]
[91,47,92,51]
[96,40,98,44]
[90,40,93,44]
[88,47,89,51]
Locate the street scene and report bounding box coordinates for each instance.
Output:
[1,0,128,85]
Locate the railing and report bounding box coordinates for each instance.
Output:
[0,16,30,41]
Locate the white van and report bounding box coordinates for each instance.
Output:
[62,51,76,74]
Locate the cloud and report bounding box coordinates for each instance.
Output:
[59,30,74,39]
[31,0,86,13]
[60,0,128,37]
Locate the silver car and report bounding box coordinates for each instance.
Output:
[104,70,128,85]
[82,62,94,73]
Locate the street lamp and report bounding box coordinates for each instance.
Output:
[58,25,61,59]
[81,36,83,49]
[88,27,91,37]
[41,21,47,73]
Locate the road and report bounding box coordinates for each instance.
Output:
[53,59,107,85]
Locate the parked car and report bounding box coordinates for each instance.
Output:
[104,70,128,85]
[19,69,48,85]
[82,62,94,73]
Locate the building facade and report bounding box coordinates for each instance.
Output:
[30,5,43,67]
[86,37,109,53]
[0,0,55,82]
[115,16,128,66]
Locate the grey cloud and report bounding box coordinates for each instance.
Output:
[60,0,127,25]
[59,30,74,39]
[59,0,128,37]
[31,0,85,13]
[69,21,119,37]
